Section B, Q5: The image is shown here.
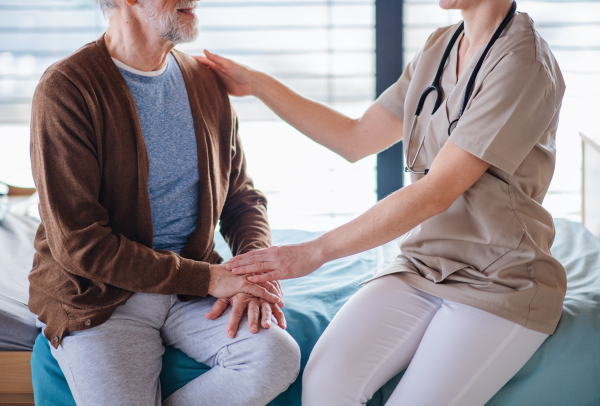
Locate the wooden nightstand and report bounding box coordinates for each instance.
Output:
[0,185,37,405]
[580,132,600,239]
[0,352,34,406]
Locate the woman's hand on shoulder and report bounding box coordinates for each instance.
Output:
[226,243,324,282]
[194,50,254,97]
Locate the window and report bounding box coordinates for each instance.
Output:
[0,0,376,230]
[179,0,378,230]
[1,1,594,228]
[0,0,109,187]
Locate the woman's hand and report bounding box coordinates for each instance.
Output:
[195,51,405,163]
[194,50,254,97]
[207,264,282,304]
[226,243,324,283]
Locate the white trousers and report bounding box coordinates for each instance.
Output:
[302,276,548,406]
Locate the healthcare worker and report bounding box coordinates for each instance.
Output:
[198,0,566,404]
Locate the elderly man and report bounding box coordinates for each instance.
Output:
[28,0,300,405]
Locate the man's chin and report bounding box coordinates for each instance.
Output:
[180,29,199,44]
[177,16,200,41]
[164,25,199,45]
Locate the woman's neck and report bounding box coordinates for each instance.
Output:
[461,0,513,51]
[456,0,513,78]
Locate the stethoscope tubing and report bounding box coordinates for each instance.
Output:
[405,1,517,175]
[458,0,518,121]
[414,24,466,117]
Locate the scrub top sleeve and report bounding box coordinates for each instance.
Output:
[448,59,560,175]
[376,48,424,122]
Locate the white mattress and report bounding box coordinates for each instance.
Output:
[0,212,40,350]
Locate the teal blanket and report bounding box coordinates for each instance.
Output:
[31,220,600,405]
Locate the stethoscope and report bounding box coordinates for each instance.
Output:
[405,1,517,175]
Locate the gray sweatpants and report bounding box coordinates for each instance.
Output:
[43,293,301,406]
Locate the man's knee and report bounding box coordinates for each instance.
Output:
[259,327,301,387]
[244,327,301,402]
[269,328,301,385]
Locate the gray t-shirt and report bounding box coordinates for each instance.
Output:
[115,54,199,255]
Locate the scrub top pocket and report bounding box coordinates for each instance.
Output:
[401,171,525,278]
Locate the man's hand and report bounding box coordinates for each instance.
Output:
[207,263,281,304]
[205,290,287,338]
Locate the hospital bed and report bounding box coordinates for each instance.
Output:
[581,131,600,239]
[0,212,38,406]
[1,209,600,405]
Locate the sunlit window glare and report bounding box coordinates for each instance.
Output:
[0,0,596,229]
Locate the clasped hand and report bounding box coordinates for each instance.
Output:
[206,263,286,338]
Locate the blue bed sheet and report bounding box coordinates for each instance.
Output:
[31,219,600,405]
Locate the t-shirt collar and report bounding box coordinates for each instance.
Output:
[111,56,169,77]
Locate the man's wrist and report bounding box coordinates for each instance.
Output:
[207,263,225,297]
[178,258,211,297]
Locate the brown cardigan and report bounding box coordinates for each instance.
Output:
[29,36,272,348]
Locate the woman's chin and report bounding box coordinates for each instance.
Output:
[438,0,461,10]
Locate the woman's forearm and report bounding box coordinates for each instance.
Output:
[199,51,403,161]
[310,178,448,266]
[309,142,491,266]
[251,71,361,161]
[225,183,439,283]
[228,138,490,283]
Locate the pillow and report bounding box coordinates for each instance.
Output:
[0,183,8,223]
[0,212,40,351]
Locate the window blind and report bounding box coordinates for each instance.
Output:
[0,0,375,123]
[0,0,377,230]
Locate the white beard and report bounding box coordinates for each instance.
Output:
[139,0,199,44]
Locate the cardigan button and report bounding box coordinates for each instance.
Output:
[84,319,92,326]
[53,336,59,343]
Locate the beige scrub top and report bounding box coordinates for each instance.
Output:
[372,13,566,335]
